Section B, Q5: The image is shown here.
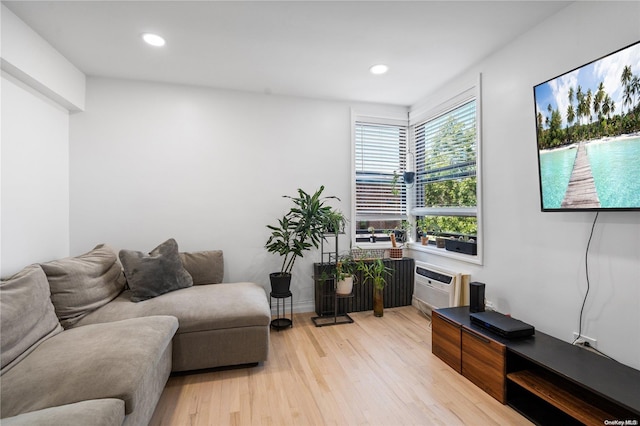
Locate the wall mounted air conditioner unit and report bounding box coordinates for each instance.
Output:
[413,261,466,313]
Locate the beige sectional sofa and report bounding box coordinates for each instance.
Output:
[0,240,271,425]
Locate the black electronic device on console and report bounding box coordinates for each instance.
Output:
[470,311,534,339]
[469,282,485,312]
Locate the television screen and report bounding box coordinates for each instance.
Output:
[534,40,640,211]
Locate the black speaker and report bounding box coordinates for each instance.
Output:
[469,282,485,313]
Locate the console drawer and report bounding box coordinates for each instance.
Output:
[432,311,462,373]
[461,326,506,403]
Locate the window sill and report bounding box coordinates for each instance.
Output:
[407,242,483,265]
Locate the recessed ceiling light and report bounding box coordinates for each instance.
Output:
[142,33,166,47]
[370,64,389,75]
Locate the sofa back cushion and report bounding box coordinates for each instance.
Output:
[1,264,63,374]
[40,244,126,328]
[119,238,193,302]
[179,250,224,285]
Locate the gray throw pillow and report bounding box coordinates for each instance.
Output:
[119,238,193,302]
[40,244,127,328]
[1,265,63,374]
[179,250,224,285]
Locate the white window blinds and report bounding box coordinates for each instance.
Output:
[354,121,407,221]
[413,99,477,215]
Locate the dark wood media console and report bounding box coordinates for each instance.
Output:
[433,307,640,425]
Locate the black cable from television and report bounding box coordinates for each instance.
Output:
[573,212,599,346]
[572,212,617,363]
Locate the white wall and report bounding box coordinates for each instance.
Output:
[1,4,85,111]
[1,4,84,277]
[69,77,407,312]
[410,1,640,368]
[1,73,70,276]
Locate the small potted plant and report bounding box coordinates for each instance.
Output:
[395,220,412,244]
[416,217,428,242]
[358,258,392,317]
[416,219,429,245]
[417,217,446,248]
[324,209,347,235]
[367,226,377,243]
[335,253,357,295]
[445,235,478,255]
[386,231,404,260]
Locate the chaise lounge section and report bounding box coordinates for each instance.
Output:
[73,280,271,372]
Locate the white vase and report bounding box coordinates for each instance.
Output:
[336,276,354,295]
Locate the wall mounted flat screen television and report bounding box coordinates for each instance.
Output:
[533,40,640,211]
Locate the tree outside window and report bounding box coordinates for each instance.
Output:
[414,99,478,245]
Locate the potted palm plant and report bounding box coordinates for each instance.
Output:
[265,186,338,295]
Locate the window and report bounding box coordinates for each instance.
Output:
[353,119,408,244]
[411,86,481,260]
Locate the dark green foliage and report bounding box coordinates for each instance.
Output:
[357,258,392,290]
[423,177,477,207]
[417,215,477,237]
[265,186,339,275]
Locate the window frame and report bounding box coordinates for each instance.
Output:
[350,111,409,249]
[408,77,483,265]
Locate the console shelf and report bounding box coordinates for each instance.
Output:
[507,369,613,426]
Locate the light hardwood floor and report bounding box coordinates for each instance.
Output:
[149,306,531,425]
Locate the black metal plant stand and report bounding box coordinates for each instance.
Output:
[270,291,293,330]
[311,288,354,327]
[311,230,355,327]
[311,277,354,327]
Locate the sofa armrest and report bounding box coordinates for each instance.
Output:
[179,250,224,285]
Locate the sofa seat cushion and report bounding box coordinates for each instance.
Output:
[1,399,125,426]
[74,282,270,333]
[0,316,178,418]
[1,265,63,375]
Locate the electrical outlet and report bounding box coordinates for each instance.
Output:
[572,332,597,349]
[485,300,495,311]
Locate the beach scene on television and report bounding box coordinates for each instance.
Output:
[534,41,640,210]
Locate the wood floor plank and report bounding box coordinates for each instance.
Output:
[150,306,532,425]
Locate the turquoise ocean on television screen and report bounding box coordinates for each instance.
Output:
[539,136,640,209]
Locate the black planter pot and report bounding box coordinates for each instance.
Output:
[269,272,292,295]
[444,239,478,255]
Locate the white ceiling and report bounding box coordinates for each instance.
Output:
[3,1,570,106]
